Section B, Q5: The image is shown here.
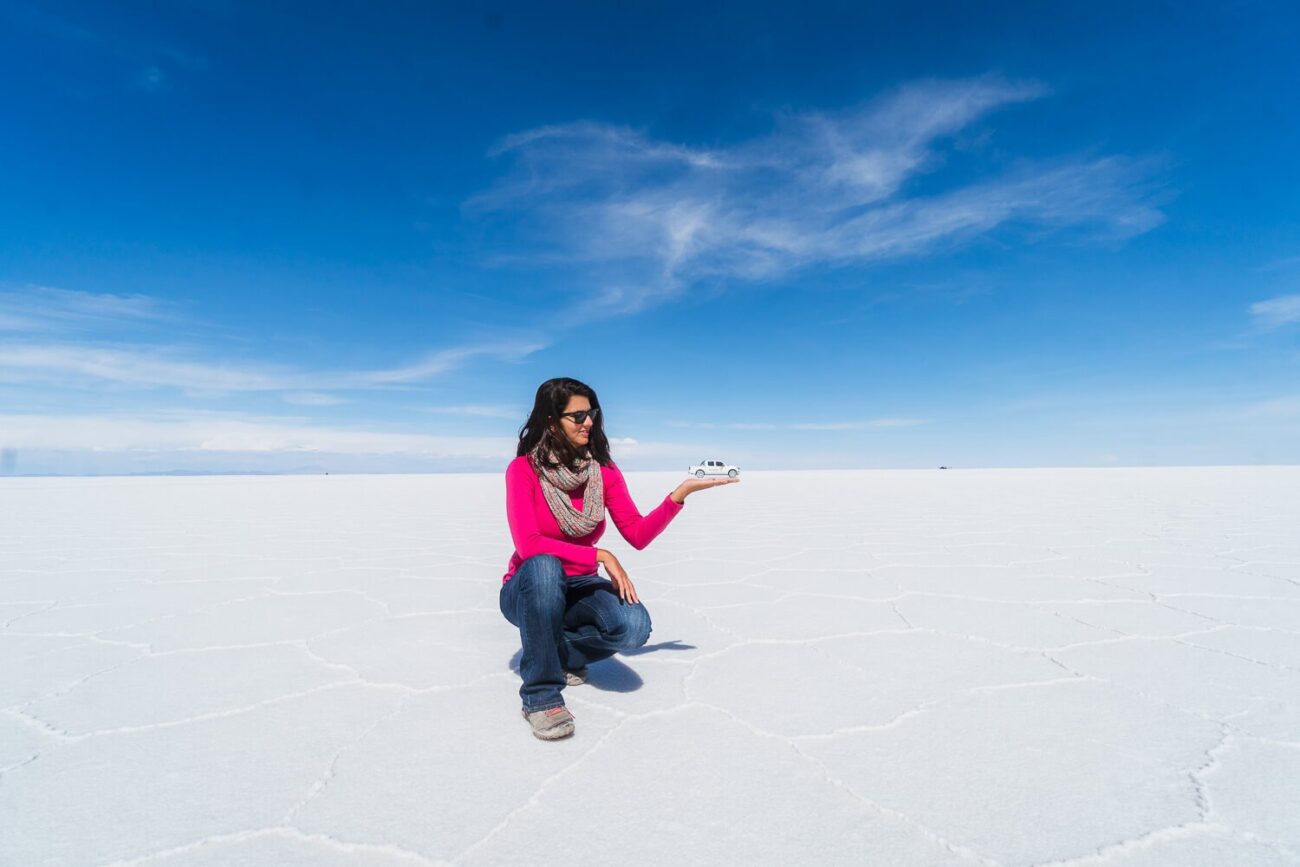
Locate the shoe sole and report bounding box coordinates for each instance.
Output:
[532,722,574,740]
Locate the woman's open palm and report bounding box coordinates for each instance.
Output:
[673,476,739,503]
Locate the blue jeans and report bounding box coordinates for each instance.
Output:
[499,554,653,712]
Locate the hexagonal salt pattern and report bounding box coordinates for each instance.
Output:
[2,467,1298,866]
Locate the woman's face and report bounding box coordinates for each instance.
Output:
[552,395,596,450]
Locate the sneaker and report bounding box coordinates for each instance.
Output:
[564,666,588,686]
[522,705,575,740]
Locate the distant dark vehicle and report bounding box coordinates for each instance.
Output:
[939,466,949,470]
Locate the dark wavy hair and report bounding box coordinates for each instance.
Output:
[516,377,613,469]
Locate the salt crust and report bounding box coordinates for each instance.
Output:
[1,467,1298,866]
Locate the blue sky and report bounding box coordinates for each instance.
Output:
[2,0,1299,474]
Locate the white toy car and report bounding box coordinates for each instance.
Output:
[688,460,740,479]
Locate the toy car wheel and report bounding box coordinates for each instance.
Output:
[728,469,738,478]
[695,470,705,478]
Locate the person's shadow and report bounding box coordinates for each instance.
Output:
[507,640,696,693]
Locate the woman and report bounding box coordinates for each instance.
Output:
[501,377,736,740]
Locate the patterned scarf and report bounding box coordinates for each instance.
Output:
[530,446,605,537]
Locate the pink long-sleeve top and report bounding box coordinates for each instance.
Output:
[502,455,683,584]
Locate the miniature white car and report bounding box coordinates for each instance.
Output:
[688,460,740,479]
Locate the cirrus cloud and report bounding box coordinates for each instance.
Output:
[475,76,1163,316]
[1249,294,1300,329]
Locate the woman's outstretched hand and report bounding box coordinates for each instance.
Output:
[670,476,738,505]
[596,548,638,604]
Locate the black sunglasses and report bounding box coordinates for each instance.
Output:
[557,407,600,425]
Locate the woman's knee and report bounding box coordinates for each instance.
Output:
[620,603,652,650]
[514,555,566,605]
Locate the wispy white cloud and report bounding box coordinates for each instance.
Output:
[281,391,346,406]
[668,417,926,431]
[864,417,928,428]
[667,422,778,431]
[476,76,1162,315]
[790,422,863,431]
[1254,255,1300,273]
[0,283,550,394]
[0,285,178,333]
[1244,394,1300,417]
[791,418,929,430]
[360,340,546,385]
[0,337,548,394]
[1249,294,1300,328]
[424,404,522,419]
[0,413,516,457]
[0,344,292,391]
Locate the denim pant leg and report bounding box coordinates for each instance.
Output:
[499,554,568,712]
[560,573,653,669]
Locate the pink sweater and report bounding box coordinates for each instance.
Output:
[502,455,683,583]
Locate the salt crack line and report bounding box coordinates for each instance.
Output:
[404,670,516,696]
[144,574,282,585]
[1048,615,1298,671]
[1,631,151,653]
[101,825,446,867]
[1043,632,1199,653]
[281,692,418,824]
[7,589,282,648]
[41,680,371,740]
[653,597,748,642]
[1038,653,1239,731]
[890,600,915,628]
[83,634,154,651]
[1052,575,1238,627]
[133,640,356,662]
[1162,591,1300,602]
[264,587,398,617]
[1027,820,1235,866]
[387,608,501,621]
[38,640,369,686]
[1189,726,1234,822]
[787,676,1095,742]
[1,600,59,629]
[451,716,633,864]
[684,700,998,866]
[0,753,40,778]
[895,589,1154,605]
[790,744,1000,866]
[676,630,919,693]
[2,707,75,741]
[296,639,376,681]
[1171,635,1300,673]
[12,646,151,710]
[302,611,394,649]
[1147,597,1231,626]
[685,589,907,610]
[894,625,1101,659]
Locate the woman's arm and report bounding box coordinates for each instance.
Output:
[506,459,599,573]
[603,463,683,550]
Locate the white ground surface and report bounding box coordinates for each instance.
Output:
[2,467,1298,867]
